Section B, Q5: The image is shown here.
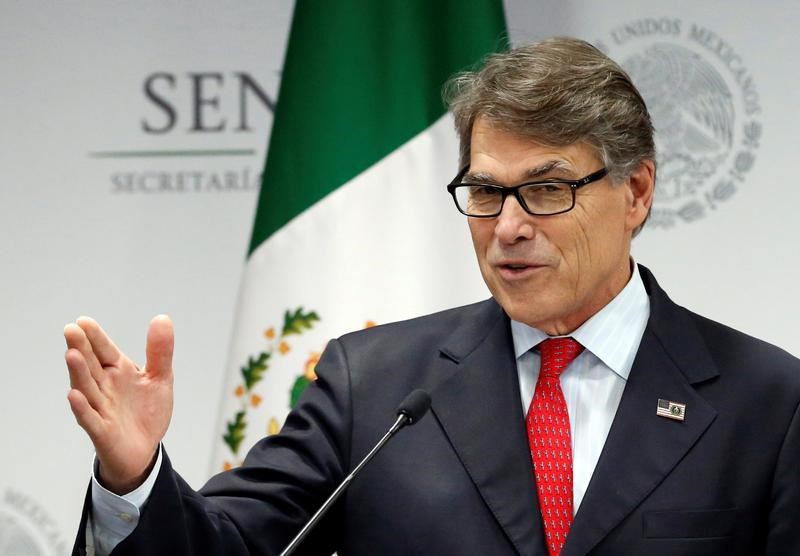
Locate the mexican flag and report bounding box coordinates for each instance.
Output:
[212,0,507,472]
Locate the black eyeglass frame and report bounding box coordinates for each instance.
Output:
[446,166,610,217]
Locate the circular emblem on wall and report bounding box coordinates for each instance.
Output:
[0,489,68,556]
[596,19,762,227]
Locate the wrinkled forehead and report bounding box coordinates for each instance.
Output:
[467,118,604,182]
[467,114,604,164]
[464,160,577,183]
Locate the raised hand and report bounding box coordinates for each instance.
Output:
[64,315,174,494]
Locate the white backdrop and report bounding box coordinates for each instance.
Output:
[0,3,292,552]
[1,1,797,553]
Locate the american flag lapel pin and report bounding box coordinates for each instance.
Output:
[656,398,686,422]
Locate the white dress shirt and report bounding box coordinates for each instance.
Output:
[511,263,650,513]
[88,264,650,554]
[86,447,163,555]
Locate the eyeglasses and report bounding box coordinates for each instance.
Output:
[447,166,609,217]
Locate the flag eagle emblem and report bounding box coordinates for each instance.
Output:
[656,399,686,421]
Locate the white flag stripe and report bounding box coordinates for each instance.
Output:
[212,115,487,471]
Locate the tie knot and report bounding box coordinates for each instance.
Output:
[538,337,583,377]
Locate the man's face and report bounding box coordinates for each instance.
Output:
[467,117,653,335]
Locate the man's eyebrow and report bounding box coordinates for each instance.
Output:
[464,160,574,184]
[524,160,574,179]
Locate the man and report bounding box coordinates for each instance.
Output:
[65,38,800,555]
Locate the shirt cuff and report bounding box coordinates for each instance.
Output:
[89,446,163,553]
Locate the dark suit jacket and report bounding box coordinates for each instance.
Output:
[76,266,800,555]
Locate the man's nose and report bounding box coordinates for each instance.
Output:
[494,194,535,243]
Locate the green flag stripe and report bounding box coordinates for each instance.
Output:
[248,0,506,255]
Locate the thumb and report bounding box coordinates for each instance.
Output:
[145,314,174,378]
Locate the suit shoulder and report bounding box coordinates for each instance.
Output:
[687,309,800,387]
[642,265,800,389]
[330,299,505,376]
[325,298,505,395]
[337,298,500,348]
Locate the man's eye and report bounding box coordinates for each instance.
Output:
[525,183,567,194]
[468,185,499,198]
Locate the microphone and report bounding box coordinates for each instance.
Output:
[396,388,431,425]
[279,389,431,556]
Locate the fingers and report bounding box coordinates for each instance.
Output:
[64,323,105,387]
[64,346,106,413]
[77,316,122,367]
[66,388,105,440]
[145,315,174,379]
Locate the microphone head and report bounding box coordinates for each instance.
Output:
[397,389,431,425]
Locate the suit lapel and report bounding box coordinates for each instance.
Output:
[431,300,547,556]
[563,266,719,556]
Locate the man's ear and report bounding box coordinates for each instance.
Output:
[624,159,655,232]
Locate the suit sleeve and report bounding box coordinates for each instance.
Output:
[766,398,800,554]
[72,338,353,556]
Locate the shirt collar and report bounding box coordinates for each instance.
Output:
[510,262,650,380]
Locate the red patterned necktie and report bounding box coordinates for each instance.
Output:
[526,337,584,556]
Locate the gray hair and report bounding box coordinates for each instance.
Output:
[444,36,655,201]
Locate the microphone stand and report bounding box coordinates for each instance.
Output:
[278,413,409,556]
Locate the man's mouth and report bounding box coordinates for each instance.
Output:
[495,261,546,279]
